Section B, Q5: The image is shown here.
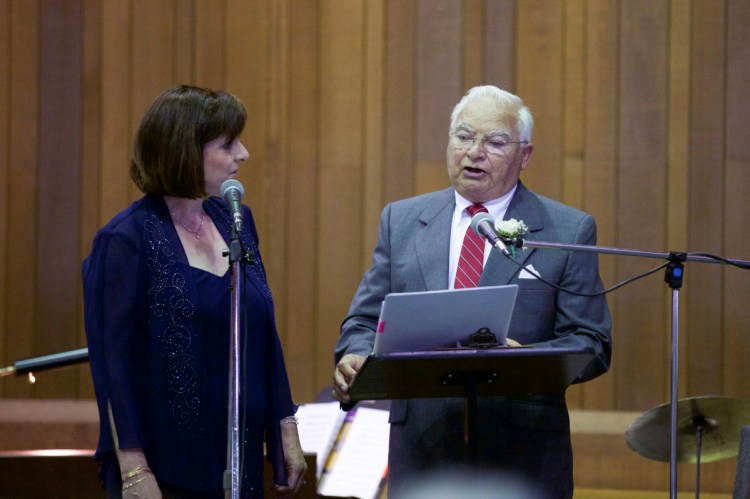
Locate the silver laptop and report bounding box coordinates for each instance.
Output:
[373,284,519,354]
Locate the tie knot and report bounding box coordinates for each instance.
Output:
[467,204,487,217]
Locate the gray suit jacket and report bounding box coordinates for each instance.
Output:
[335,182,612,498]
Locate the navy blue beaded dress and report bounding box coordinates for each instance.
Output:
[83,194,295,498]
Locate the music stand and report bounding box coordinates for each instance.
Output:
[348,346,594,462]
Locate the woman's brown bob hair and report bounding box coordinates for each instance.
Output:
[130,85,247,198]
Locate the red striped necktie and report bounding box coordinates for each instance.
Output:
[453,204,488,289]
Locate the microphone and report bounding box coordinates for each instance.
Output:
[220,179,244,234]
[470,212,511,257]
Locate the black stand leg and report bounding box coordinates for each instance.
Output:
[464,373,479,465]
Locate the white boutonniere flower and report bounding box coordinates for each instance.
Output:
[496,218,528,257]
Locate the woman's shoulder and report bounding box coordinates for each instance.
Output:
[98,196,151,232]
[89,196,159,253]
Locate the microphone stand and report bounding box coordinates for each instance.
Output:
[507,238,750,499]
[0,348,89,381]
[224,224,244,499]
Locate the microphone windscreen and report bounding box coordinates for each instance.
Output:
[470,212,495,236]
[220,179,244,199]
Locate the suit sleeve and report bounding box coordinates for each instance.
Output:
[531,214,612,382]
[334,204,394,365]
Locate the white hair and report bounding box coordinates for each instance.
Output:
[449,85,534,142]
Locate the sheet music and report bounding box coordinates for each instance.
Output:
[317,407,389,499]
[296,402,347,478]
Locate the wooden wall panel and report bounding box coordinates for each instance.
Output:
[0,0,9,395]
[415,0,462,195]
[193,0,223,90]
[174,0,195,84]
[383,0,416,203]
[227,0,269,225]
[4,1,40,399]
[99,0,132,225]
[516,0,564,200]
[315,0,367,392]
[615,0,670,411]
[581,0,618,411]
[281,0,320,402]
[667,0,691,402]
[264,0,291,345]
[462,0,485,89]
[1,0,749,425]
[561,0,585,210]
[484,0,515,90]
[560,0,586,410]
[724,0,750,398]
[78,0,102,397]
[36,0,83,398]
[686,0,725,398]
[362,0,386,265]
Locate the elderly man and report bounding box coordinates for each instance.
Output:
[332,85,612,498]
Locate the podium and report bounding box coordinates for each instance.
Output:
[348,346,595,462]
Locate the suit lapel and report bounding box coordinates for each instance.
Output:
[478,182,543,286]
[414,189,454,291]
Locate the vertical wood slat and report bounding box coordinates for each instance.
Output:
[193,0,223,90]
[561,0,585,210]
[723,0,750,398]
[686,0,725,397]
[414,0,462,195]
[0,0,10,397]
[362,0,386,266]
[667,0,691,399]
[581,0,618,411]
[5,0,40,398]
[173,0,195,85]
[36,0,83,398]
[265,0,290,337]
[561,0,586,409]
[515,0,564,200]
[616,0,670,410]
[99,0,132,225]
[483,0,516,91]
[228,0,269,229]
[383,0,416,203]
[282,0,319,401]
[316,0,366,391]
[78,0,102,398]
[461,0,485,89]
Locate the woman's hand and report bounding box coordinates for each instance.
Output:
[272,421,308,496]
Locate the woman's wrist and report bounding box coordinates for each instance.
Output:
[121,466,154,490]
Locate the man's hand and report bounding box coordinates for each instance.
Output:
[332,354,366,404]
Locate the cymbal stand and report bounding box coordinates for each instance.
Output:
[510,238,750,499]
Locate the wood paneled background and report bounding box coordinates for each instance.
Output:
[1,0,749,422]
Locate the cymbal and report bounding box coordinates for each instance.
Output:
[625,396,750,463]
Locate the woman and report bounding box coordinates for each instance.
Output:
[83,85,306,498]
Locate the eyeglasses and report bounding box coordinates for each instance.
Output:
[450,130,528,155]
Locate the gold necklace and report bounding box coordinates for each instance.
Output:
[171,211,205,239]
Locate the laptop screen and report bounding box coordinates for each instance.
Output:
[373,284,518,354]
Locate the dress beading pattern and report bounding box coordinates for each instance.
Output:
[144,213,200,428]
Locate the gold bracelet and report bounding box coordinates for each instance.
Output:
[122,473,153,490]
[123,466,151,480]
[123,465,150,479]
[280,415,298,425]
